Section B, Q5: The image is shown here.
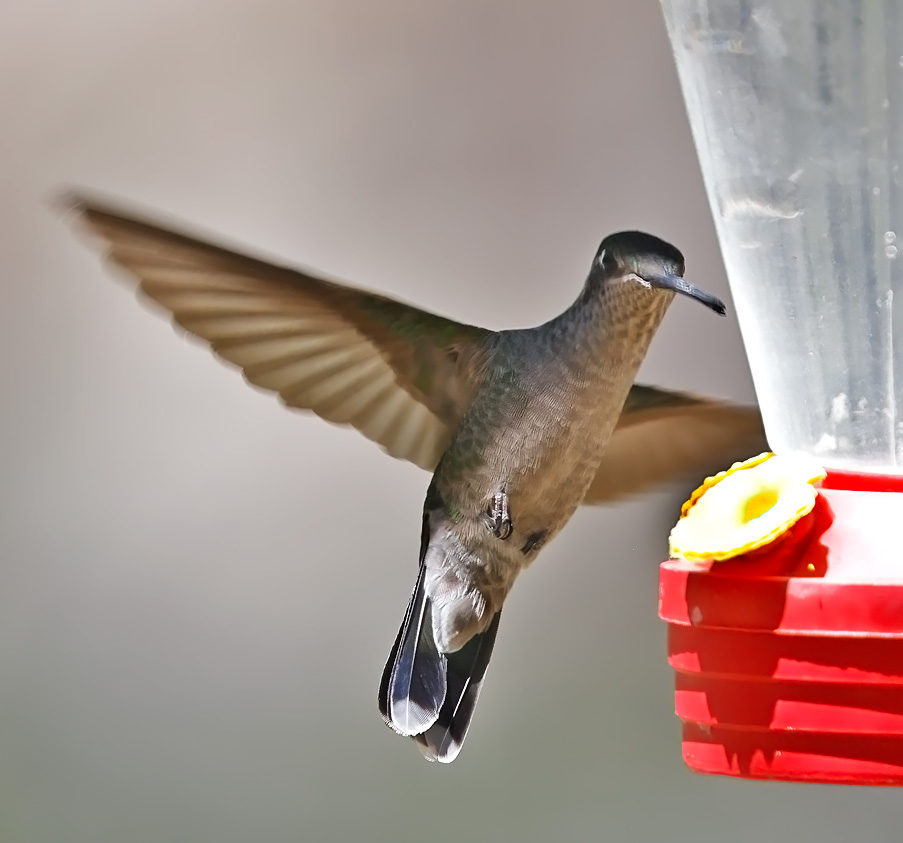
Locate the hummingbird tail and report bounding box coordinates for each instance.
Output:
[378,514,502,762]
[378,561,447,738]
[412,609,501,763]
[379,514,448,738]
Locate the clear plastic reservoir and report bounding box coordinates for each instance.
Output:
[661,1,903,473]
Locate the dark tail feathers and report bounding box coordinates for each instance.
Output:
[378,517,501,762]
[411,610,501,762]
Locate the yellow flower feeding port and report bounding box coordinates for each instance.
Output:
[669,453,826,563]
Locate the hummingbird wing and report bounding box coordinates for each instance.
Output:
[63,194,492,471]
[583,385,767,504]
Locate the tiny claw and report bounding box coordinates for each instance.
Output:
[486,491,513,540]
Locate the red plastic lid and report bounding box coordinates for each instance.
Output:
[821,469,903,493]
[659,471,903,785]
[660,482,903,636]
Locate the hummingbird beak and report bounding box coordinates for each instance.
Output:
[639,273,726,316]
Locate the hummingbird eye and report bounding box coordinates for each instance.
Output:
[598,249,618,272]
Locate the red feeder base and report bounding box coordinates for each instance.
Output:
[659,470,903,786]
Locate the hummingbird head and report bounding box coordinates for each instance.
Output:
[592,231,726,316]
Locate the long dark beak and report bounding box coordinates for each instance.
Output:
[642,273,726,316]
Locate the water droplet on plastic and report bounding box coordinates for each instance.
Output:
[874,187,881,196]
[886,245,898,259]
[885,231,897,244]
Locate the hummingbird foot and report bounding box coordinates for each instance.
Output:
[486,491,513,540]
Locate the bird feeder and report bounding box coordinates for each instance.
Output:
[658,0,903,785]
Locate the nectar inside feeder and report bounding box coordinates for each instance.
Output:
[659,0,903,786]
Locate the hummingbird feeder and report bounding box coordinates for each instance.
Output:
[658,0,903,785]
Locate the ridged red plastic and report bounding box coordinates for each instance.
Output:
[659,471,903,785]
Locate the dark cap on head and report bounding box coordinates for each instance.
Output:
[596,231,684,271]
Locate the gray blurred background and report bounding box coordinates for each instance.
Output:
[2,0,900,840]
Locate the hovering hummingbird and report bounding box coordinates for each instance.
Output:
[63,194,765,763]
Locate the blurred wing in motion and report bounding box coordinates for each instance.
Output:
[64,194,492,471]
[584,385,767,504]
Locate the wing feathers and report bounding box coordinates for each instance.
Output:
[65,194,765,500]
[585,388,767,504]
[65,193,490,470]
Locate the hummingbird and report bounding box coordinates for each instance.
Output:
[63,193,765,763]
